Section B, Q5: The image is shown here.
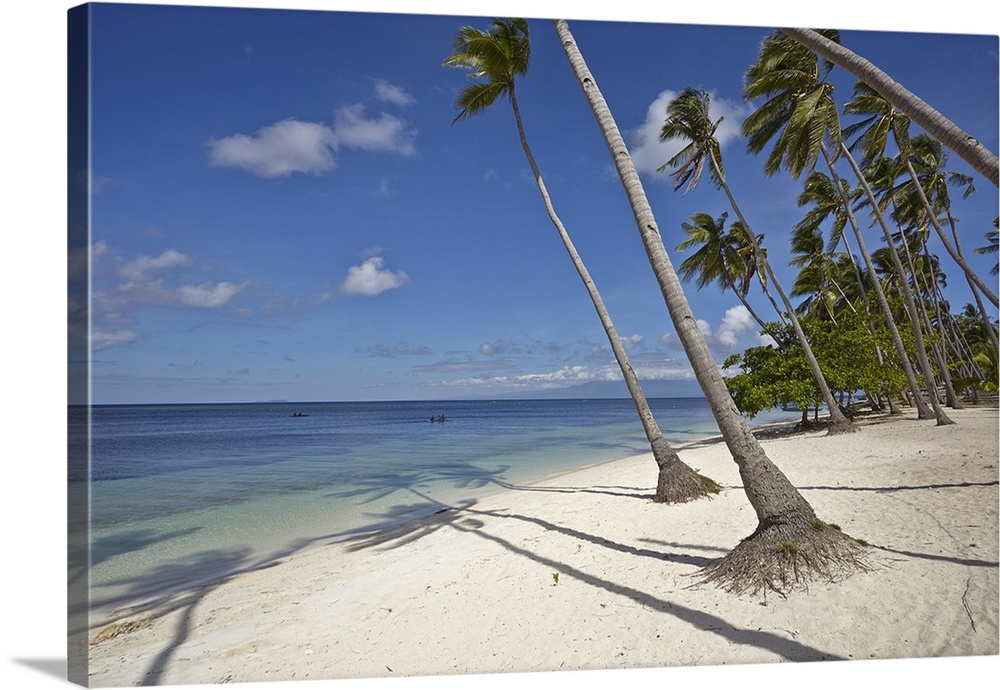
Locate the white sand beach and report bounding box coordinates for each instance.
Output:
[83,405,999,688]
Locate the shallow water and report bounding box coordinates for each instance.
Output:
[74,398,799,611]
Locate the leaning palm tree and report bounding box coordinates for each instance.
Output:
[789,223,851,322]
[795,171,868,295]
[676,211,773,332]
[661,86,856,434]
[553,18,870,596]
[779,27,999,187]
[444,19,717,503]
[794,172,904,414]
[742,29,953,425]
[843,82,998,308]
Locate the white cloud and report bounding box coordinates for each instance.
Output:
[207,119,338,178]
[592,333,645,355]
[119,248,190,280]
[480,341,505,356]
[207,98,417,178]
[629,89,680,178]
[91,328,139,351]
[373,79,415,107]
[177,281,248,309]
[620,333,644,349]
[339,256,409,296]
[629,89,748,179]
[715,305,756,349]
[332,104,416,155]
[89,244,258,351]
[756,332,778,348]
[660,305,761,352]
[440,356,697,394]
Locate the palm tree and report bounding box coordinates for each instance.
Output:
[779,27,999,187]
[793,172,877,320]
[661,86,856,434]
[789,223,850,322]
[742,29,952,425]
[444,19,716,504]
[676,211,772,332]
[552,18,869,596]
[793,176,905,412]
[843,83,998,308]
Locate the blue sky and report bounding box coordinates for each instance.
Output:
[71,2,999,404]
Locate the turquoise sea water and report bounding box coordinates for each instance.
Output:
[72,398,799,612]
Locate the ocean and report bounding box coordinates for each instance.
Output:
[72,398,799,612]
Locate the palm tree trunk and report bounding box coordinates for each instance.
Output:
[946,210,1000,355]
[554,19,871,595]
[838,142,955,425]
[734,291,772,334]
[756,272,789,328]
[552,18,812,516]
[906,230,964,409]
[708,154,855,434]
[900,157,999,307]
[822,147,934,418]
[829,208,899,413]
[781,27,999,187]
[508,89,714,503]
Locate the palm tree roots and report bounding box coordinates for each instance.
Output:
[696,518,873,597]
[654,459,722,504]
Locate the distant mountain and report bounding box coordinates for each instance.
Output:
[478,378,705,400]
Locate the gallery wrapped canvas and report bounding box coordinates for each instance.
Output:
[63,2,998,689]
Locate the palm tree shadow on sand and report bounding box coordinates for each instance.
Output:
[337,495,846,663]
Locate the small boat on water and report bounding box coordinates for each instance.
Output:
[291,412,310,417]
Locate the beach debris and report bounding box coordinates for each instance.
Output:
[91,618,154,645]
[551,572,560,585]
[962,576,977,631]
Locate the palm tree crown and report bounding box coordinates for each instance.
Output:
[443,18,530,123]
[842,81,911,166]
[741,29,842,179]
[658,87,725,192]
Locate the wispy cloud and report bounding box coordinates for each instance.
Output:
[437,357,696,394]
[591,333,645,355]
[207,80,417,178]
[339,255,409,296]
[91,245,251,350]
[372,342,433,357]
[373,79,416,107]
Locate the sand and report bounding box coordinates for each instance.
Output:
[83,405,999,688]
